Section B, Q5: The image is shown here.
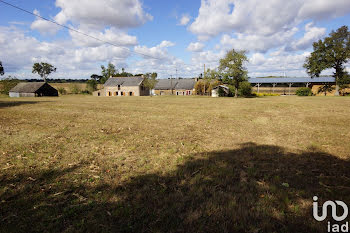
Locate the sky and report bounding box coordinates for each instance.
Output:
[0,0,350,79]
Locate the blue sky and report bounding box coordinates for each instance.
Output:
[0,0,350,79]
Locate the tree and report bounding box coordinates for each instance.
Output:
[90,74,103,83]
[87,79,98,92]
[143,72,158,96]
[303,25,350,96]
[101,63,118,84]
[0,61,4,76]
[0,76,19,95]
[318,84,335,96]
[32,62,56,82]
[202,68,220,95]
[219,49,248,98]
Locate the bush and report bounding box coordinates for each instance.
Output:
[296,87,312,96]
[87,79,98,92]
[57,87,67,95]
[0,77,20,95]
[81,89,91,95]
[238,82,252,97]
[228,85,235,97]
[70,84,81,94]
[217,87,228,97]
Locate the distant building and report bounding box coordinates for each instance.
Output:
[248,77,337,95]
[153,78,196,96]
[93,76,149,97]
[212,85,230,97]
[9,82,58,97]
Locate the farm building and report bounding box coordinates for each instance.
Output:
[93,76,149,97]
[212,85,230,97]
[9,82,58,97]
[153,78,196,96]
[247,77,340,95]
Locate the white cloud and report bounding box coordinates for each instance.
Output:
[187,42,205,52]
[247,51,312,77]
[159,40,175,48]
[54,0,153,29]
[288,23,326,51]
[178,15,191,26]
[69,27,138,47]
[220,27,298,53]
[30,9,60,35]
[189,0,350,40]
[0,26,131,79]
[250,53,265,66]
[298,0,350,20]
[134,41,175,60]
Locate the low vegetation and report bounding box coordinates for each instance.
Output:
[1,95,350,232]
[296,87,312,96]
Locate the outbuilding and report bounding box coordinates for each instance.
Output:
[212,85,230,97]
[9,82,58,97]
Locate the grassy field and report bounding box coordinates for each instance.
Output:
[1,95,350,232]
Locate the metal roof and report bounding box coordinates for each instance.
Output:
[9,82,46,93]
[104,77,144,87]
[154,78,196,90]
[248,77,335,84]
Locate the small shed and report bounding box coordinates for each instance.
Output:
[9,82,58,97]
[212,85,230,97]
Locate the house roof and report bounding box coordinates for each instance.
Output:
[213,85,229,90]
[104,77,144,87]
[9,82,46,93]
[248,76,335,84]
[154,79,177,90]
[154,78,196,90]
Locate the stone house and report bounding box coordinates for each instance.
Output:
[153,78,196,96]
[93,76,149,97]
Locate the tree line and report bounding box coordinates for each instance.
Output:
[1,25,349,97]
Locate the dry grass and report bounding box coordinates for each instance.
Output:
[0,95,350,232]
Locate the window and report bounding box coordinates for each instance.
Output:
[176,92,179,95]
[118,85,121,90]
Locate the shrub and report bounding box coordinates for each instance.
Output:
[57,87,67,95]
[296,87,312,96]
[81,89,91,95]
[87,79,98,92]
[217,87,227,97]
[238,82,252,97]
[0,77,20,95]
[228,85,235,97]
[70,84,81,94]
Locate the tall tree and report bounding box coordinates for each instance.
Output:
[0,61,4,76]
[219,49,248,98]
[101,62,118,84]
[143,73,158,96]
[303,25,350,96]
[90,74,103,82]
[32,62,56,82]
